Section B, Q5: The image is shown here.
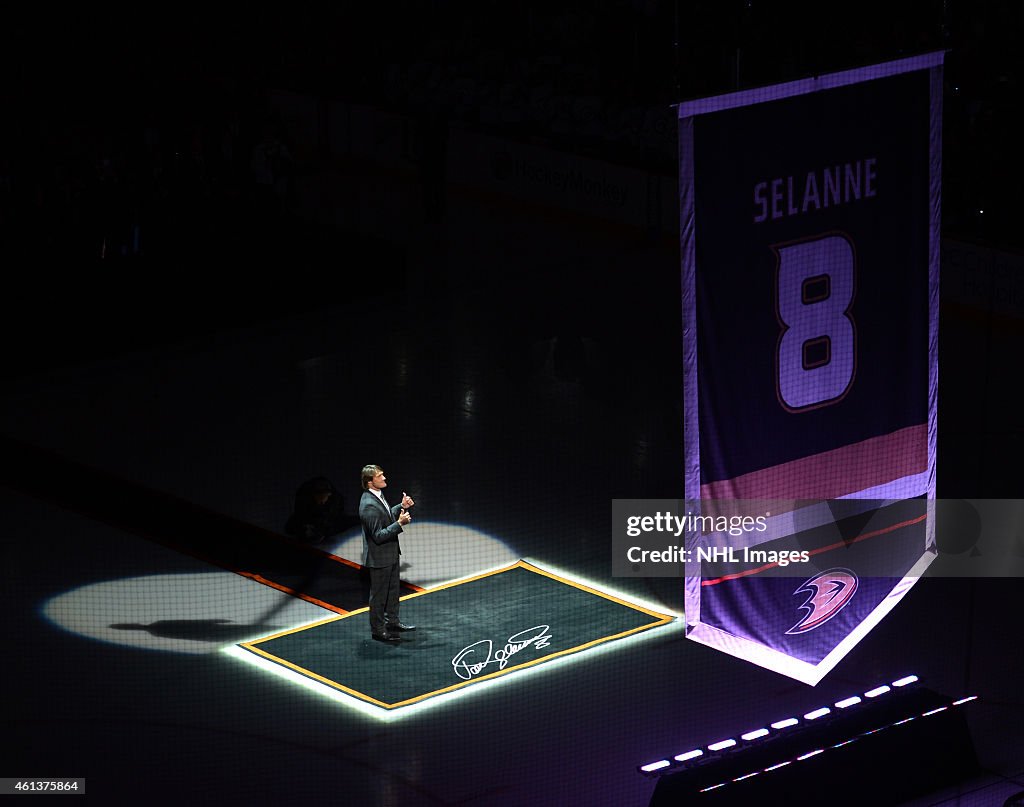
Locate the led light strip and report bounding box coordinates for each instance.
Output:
[637,674,943,777]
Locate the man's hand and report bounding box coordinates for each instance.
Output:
[401,491,415,509]
[398,508,412,526]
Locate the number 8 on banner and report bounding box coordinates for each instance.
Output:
[774,233,857,411]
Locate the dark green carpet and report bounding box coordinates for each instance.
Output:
[240,560,675,709]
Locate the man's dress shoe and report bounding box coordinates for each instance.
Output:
[372,633,401,643]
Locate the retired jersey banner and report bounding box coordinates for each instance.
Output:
[679,53,943,685]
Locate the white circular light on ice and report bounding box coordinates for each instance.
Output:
[42,572,329,654]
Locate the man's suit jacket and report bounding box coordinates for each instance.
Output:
[359,490,404,568]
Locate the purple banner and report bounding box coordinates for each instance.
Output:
[680,53,943,685]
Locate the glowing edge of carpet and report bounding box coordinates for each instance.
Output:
[224,558,681,721]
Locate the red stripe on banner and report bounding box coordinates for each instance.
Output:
[701,512,928,586]
[699,424,927,500]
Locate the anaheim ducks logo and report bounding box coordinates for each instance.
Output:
[786,568,858,634]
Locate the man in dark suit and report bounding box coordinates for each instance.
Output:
[359,464,416,642]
